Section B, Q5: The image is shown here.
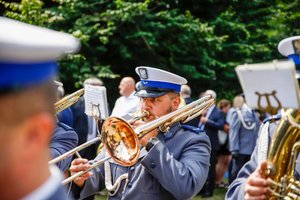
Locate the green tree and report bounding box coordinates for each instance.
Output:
[2,0,300,102]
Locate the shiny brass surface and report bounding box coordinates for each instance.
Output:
[266,109,300,199]
[55,88,84,114]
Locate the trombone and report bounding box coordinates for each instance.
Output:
[61,95,215,185]
[55,88,84,114]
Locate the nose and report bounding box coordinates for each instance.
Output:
[141,98,152,110]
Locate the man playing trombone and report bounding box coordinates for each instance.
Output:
[70,66,211,200]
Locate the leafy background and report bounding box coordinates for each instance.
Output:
[1,0,300,108]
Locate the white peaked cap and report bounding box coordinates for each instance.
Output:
[0,17,80,62]
[135,66,187,98]
[278,36,300,57]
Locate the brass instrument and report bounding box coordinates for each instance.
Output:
[49,110,149,166]
[62,95,214,185]
[265,109,300,199]
[55,88,84,113]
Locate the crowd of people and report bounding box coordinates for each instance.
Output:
[2,16,300,200]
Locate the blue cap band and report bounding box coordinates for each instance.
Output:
[140,80,181,92]
[0,61,58,90]
[288,54,300,68]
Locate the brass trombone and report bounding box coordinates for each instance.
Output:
[61,95,214,185]
[55,88,84,114]
[49,110,149,167]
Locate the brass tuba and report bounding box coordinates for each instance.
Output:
[265,109,300,199]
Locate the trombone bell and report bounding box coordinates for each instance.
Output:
[101,117,140,166]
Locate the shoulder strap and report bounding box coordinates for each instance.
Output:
[257,122,270,165]
[236,109,256,130]
[104,152,129,196]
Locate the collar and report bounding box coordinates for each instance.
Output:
[160,122,181,142]
[22,165,63,200]
[126,91,137,99]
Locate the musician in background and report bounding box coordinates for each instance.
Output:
[199,89,225,197]
[0,17,79,199]
[71,77,103,161]
[70,66,211,200]
[56,82,74,127]
[226,36,300,199]
[49,81,79,172]
[180,84,199,127]
[228,95,260,184]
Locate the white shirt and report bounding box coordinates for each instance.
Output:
[111,91,140,120]
[22,165,63,200]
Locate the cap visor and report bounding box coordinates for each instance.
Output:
[135,90,167,98]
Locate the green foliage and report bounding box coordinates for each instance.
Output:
[2,0,300,102]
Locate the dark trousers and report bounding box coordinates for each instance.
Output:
[201,150,217,195]
[229,154,251,184]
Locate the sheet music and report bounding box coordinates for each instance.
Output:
[235,60,300,110]
[84,84,109,119]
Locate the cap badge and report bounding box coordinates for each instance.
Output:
[138,68,148,79]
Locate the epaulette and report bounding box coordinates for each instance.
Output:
[57,121,74,131]
[263,113,281,124]
[181,125,204,134]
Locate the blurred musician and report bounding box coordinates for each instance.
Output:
[50,81,79,172]
[0,17,79,199]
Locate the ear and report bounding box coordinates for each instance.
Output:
[21,113,55,159]
[171,96,181,111]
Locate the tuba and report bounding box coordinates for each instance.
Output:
[265,109,300,199]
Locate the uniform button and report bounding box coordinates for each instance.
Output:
[127,183,132,188]
[150,162,156,168]
[130,166,135,171]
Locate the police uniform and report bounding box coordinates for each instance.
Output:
[0,17,80,199]
[50,122,78,172]
[229,104,260,183]
[71,66,211,200]
[226,36,300,199]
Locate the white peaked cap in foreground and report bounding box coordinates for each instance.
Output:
[0,17,80,62]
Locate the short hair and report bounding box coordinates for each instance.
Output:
[204,89,217,99]
[0,81,56,129]
[233,95,244,108]
[217,99,231,109]
[57,86,65,99]
[180,85,191,96]
[84,77,103,86]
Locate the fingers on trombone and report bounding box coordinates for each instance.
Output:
[70,158,91,171]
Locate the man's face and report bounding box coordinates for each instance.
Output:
[0,123,24,191]
[140,93,180,121]
[119,79,129,96]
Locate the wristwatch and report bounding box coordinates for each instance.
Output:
[145,137,159,151]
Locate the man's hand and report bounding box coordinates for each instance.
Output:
[138,128,158,147]
[69,158,93,188]
[200,115,208,124]
[244,161,269,200]
[132,114,159,147]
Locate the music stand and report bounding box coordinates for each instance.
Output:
[84,84,109,120]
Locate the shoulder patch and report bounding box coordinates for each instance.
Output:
[57,122,74,131]
[181,125,204,134]
[263,113,281,124]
